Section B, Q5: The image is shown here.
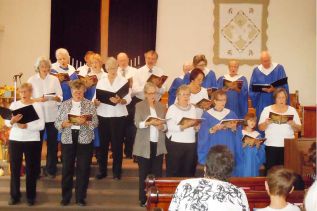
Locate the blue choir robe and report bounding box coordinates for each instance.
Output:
[168,75,184,106]
[51,63,78,102]
[198,108,239,165]
[217,74,249,119]
[249,63,289,119]
[234,130,266,177]
[183,68,217,89]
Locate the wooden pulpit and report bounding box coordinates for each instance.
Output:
[284,138,316,177]
[302,106,316,138]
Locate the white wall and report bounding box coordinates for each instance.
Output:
[156,0,316,106]
[0,0,51,86]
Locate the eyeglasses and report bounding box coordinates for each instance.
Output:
[146,92,157,95]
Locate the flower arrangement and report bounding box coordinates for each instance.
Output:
[0,85,15,98]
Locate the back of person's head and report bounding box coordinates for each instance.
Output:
[266,166,296,197]
[205,145,234,181]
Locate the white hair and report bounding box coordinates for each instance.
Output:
[55,48,70,58]
[34,56,51,72]
[105,57,118,70]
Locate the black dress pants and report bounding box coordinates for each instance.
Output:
[166,138,197,177]
[96,116,125,177]
[39,122,58,176]
[137,142,163,203]
[61,130,93,202]
[9,140,40,201]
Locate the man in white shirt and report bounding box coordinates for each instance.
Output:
[77,51,95,76]
[117,52,138,159]
[133,50,166,100]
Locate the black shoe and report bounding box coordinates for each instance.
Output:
[43,169,56,179]
[95,173,107,180]
[113,175,121,180]
[125,155,133,159]
[139,201,147,207]
[60,199,70,206]
[77,199,86,206]
[27,199,35,206]
[8,198,20,205]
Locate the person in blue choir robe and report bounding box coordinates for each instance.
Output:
[198,90,239,165]
[217,60,248,119]
[249,51,289,119]
[51,48,78,102]
[234,113,265,177]
[168,61,192,106]
[183,54,217,90]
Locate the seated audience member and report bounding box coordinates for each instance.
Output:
[133,82,167,207]
[55,80,98,206]
[169,145,249,211]
[304,180,317,211]
[166,85,199,177]
[168,61,192,106]
[258,88,301,173]
[257,166,300,211]
[51,48,78,101]
[5,83,45,206]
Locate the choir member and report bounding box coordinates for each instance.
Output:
[258,88,301,172]
[217,60,248,119]
[77,50,95,75]
[249,51,289,119]
[167,61,192,106]
[183,54,217,89]
[54,80,98,206]
[235,113,266,177]
[188,68,211,118]
[133,82,167,207]
[93,57,131,180]
[198,90,239,165]
[169,145,249,211]
[5,83,45,206]
[166,85,199,177]
[27,57,63,179]
[133,50,166,101]
[81,53,106,100]
[117,52,137,159]
[51,48,78,101]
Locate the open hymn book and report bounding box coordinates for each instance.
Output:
[0,105,39,124]
[145,116,168,123]
[241,134,266,148]
[96,82,130,106]
[269,112,294,124]
[50,72,70,82]
[68,114,92,124]
[177,117,203,126]
[251,77,288,92]
[223,79,243,91]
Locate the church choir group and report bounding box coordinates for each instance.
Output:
[4,48,305,208]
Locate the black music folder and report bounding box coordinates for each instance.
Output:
[252,77,288,92]
[96,82,129,106]
[1,105,40,124]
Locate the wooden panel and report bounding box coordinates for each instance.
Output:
[302,106,316,138]
[284,138,316,177]
[100,0,110,61]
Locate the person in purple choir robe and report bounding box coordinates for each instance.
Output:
[217,60,248,119]
[168,61,192,106]
[51,48,78,101]
[198,90,239,165]
[249,51,289,119]
[183,54,217,89]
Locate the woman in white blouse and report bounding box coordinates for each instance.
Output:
[166,85,200,177]
[188,68,211,118]
[5,83,45,206]
[93,57,131,180]
[258,88,301,173]
[27,56,63,179]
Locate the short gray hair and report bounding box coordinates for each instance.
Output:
[55,48,70,59]
[105,57,118,71]
[143,82,157,94]
[34,56,52,72]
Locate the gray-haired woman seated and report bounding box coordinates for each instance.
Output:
[54,79,98,207]
[133,82,167,207]
[169,145,250,211]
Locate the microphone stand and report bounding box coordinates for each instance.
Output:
[13,75,18,102]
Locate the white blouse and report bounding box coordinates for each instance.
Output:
[133,65,165,100]
[5,101,45,141]
[27,73,63,122]
[139,107,159,143]
[69,100,81,130]
[93,74,131,117]
[166,104,197,144]
[258,105,301,147]
[190,87,208,118]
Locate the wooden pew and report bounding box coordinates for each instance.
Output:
[147,186,305,211]
[145,176,313,194]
